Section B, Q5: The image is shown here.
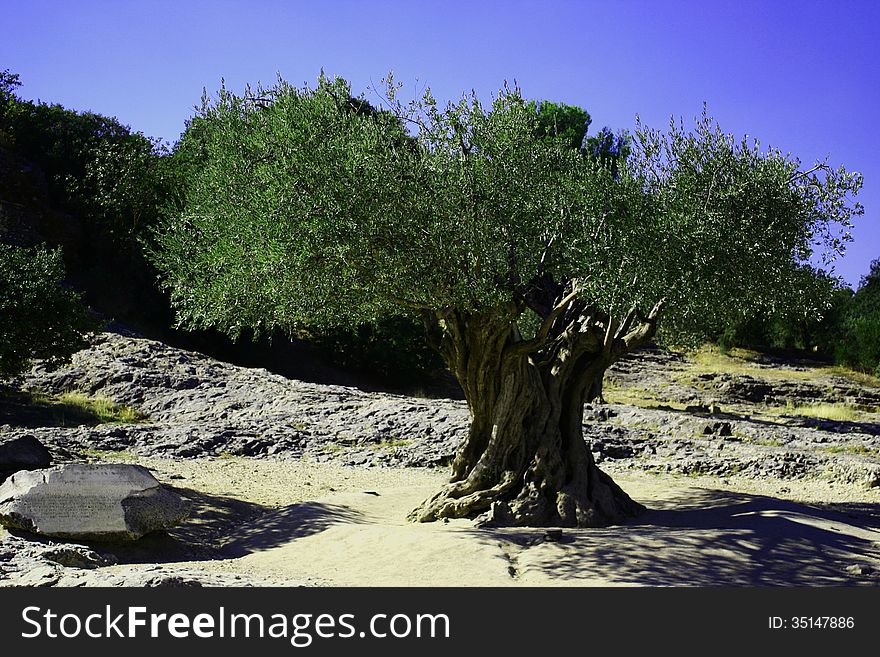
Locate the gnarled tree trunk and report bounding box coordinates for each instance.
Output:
[410,295,664,528]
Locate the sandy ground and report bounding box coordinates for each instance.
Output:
[68,455,880,587]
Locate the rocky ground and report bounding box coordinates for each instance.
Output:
[7,332,880,485]
[10,331,468,469]
[1,331,879,586]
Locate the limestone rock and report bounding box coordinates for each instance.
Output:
[0,464,190,541]
[0,435,51,482]
[702,421,733,437]
[845,564,874,577]
[8,331,880,486]
[40,545,117,569]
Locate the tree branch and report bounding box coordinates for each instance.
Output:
[603,316,619,352]
[790,162,828,183]
[507,283,580,356]
[536,235,555,278]
[457,130,472,156]
[620,298,666,353]
[421,310,443,353]
[614,306,638,341]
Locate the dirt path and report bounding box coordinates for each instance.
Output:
[61,456,877,587]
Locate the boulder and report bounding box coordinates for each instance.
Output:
[717,377,773,404]
[40,545,117,569]
[0,435,51,482]
[0,464,191,541]
[702,421,733,437]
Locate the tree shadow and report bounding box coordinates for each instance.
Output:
[622,403,880,438]
[467,490,880,586]
[76,486,364,565]
[218,499,364,558]
[0,390,101,428]
[602,402,786,433]
[782,415,880,437]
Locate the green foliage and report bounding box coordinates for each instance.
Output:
[153,76,420,337]
[82,133,174,236]
[711,256,880,381]
[716,267,849,354]
[311,316,444,385]
[631,110,862,346]
[154,75,862,354]
[0,69,20,148]
[163,115,213,213]
[0,244,99,378]
[0,69,174,247]
[530,100,591,150]
[0,71,179,330]
[0,93,170,237]
[0,69,20,123]
[836,259,880,375]
[0,69,20,103]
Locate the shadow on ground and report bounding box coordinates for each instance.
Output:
[607,396,880,437]
[782,415,880,437]
[0,391,101,428]
[469,489,880,586]
[97,487,364,565]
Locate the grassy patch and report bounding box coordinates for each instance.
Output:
[683,345,880,390]
[686,346,811,381]
[747,436,785,447]
[79,448,140,462]
[375,437,411,450]
[824,366,880,389]
[820,444,877,457]
[688,345,758,370]
[0,390,148,427]
[602,381,681,409]
[53,392,148,424]
[783,402,863,422]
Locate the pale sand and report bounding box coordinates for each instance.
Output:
[102,456,880,586]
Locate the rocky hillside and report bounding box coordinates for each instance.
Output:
[9,331,468,468]
[2,331,879,490]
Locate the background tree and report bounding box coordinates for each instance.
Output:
[714,265,847,354]
[0,69,21,142]
[531,100,591,150]
[0,71,175,328]
[584,126,629,179]
[154,76,862,527]
[837,259,880,375]
[0,244,98,379]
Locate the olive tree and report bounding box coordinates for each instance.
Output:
[154,76,862,527]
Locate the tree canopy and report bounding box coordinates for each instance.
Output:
[154,76,862,348]
[153,75,863,526]
[837,259,880,375]
[0,69,179,331]
[0,91,170,237]
[0,244,97,378]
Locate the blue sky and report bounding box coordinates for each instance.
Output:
[3,0,877,286]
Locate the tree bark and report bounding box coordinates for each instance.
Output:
[410,300,662,528]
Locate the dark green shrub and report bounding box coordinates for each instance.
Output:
[0,244,99,378]
[836,259,880,374]
[312,316,444,386]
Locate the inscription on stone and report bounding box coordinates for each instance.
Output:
[0,464,190,541]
